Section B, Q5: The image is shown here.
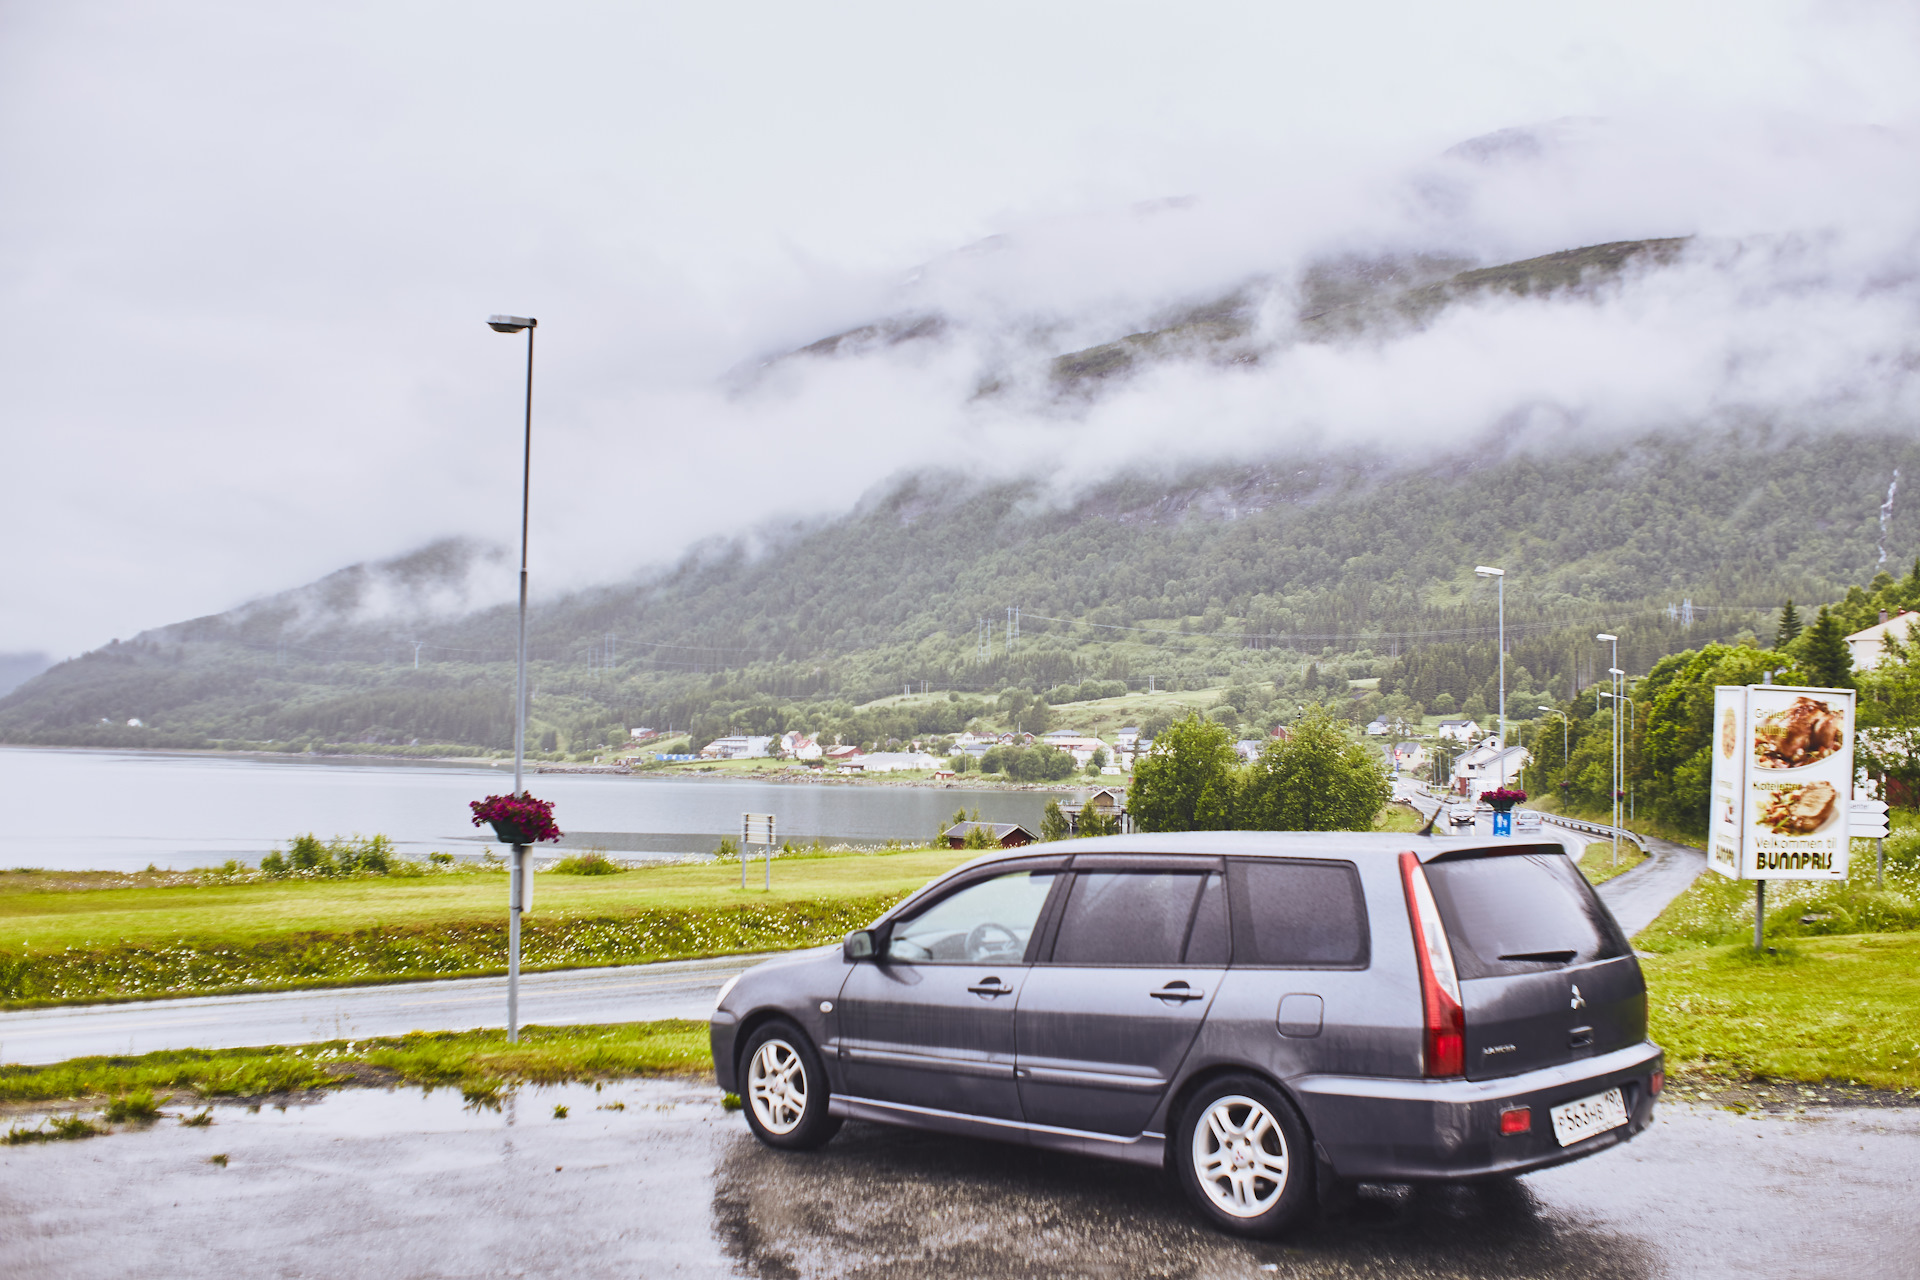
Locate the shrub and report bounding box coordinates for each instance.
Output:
[552,850,622,876]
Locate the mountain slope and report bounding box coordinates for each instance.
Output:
[2,424,1911,756]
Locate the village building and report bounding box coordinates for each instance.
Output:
[845,751,942,773]
[1038,731,1113,767]
[1845,610,1920,671]
[777,731,823,760]
[700,735,774,760]
[942,821,1036,849]
[1436,718,1482,743]
[1452,735,1530,795]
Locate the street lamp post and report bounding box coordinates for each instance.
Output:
[1475,567,1506,784]
[488,313,537,1042]
[1596,633,1620,867]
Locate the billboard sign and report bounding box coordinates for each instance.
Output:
[1708,685,1855,880]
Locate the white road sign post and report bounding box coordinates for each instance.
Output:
[1850,797,1891,886]
[742,813,776,891]
[1709,684,1856,949]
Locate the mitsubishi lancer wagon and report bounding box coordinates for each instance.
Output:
[709,832,1662,1237]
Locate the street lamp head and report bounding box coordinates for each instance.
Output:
[488,315,537,333]
[1596,632,1617,642]
[1538,705,1554,713]
[1474,565,1505,577]
[1609,667,1625,676]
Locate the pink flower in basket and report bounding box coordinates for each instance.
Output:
[470,793,562,844]
[1479,788,1528,811]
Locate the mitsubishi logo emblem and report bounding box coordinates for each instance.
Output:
[1570,983,1586,1010]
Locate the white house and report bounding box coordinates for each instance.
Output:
[848,751,942,773]
[1365,715,1390,736]
[1453,735,1530,794]
[1846,611,1920,671]
[1039,732,1113,767]
[778,732,823,761]
[1436,718,1482,743]
[1114,727,1140,751]
[700,735,773,760]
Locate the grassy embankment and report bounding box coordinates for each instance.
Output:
[0,846,974,1007]
[1578,839,1648,885]
[1636,824,1920,1097]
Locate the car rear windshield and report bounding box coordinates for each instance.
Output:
[1422,852,1628,979]
[1226,859,1368,968]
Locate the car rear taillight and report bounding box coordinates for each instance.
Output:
[1650,1070,1664,1096]
[1499,1107,1532,1135]
[1400,851,1465,1077]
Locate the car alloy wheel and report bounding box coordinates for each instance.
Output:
[736,1019,842,1151]
[1174,1075,1312,1237]
[747,1037,809,1135]
[1192,1094,1290,1216]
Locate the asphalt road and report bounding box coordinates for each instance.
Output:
[3,1079,1916,1279]
[0,954,769,1066]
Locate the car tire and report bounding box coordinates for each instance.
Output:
[1173,1075,1314,1238]
[738,1019,842,1151]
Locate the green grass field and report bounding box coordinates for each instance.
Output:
[0,847,975,1005]
[0,846,974,956]
[1642,934,1920,1094]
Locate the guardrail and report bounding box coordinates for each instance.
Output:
[1541,813,1649,854]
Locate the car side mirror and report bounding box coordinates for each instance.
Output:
[843,929,878,962]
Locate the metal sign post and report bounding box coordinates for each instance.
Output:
[742,813,776,891]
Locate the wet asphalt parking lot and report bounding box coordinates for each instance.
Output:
[4,1078,1918,1280]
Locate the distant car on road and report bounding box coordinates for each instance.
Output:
[1448,802,1476,826]
[1514,809,1544,833]
[712,832,1661,1239]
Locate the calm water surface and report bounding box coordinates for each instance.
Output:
[0,747,1073,872]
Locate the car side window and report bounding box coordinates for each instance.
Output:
[1051,871,1223,966]
[886,870,1057,964]
[1227,859,1368,968]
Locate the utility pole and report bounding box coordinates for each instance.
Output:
[412,640,424,670]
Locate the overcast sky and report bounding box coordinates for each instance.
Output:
[5,1,1919,658]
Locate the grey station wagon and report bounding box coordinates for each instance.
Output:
[710,832,1663,1236]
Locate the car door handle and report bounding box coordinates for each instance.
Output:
[1150,983,1206,1003]
[968,978,1014,997]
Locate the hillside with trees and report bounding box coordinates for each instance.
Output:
[3,424,1913,764]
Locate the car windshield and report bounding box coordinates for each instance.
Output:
[887,870,1056,964]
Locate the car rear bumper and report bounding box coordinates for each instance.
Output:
[1290,1040,1662,1182]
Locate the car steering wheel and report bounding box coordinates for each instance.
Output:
[965,921,1022,961]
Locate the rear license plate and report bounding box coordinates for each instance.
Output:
[1550,1088,1628,1146]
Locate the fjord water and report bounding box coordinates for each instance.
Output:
[0,747,1062,872]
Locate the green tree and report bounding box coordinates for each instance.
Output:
[1237,708,1391,831]
[1796,606,1854,689]
[1040,799,1072,842]
[1076,800,1122,837]
[1774,599,1804,648]
[1128,714,1242,833]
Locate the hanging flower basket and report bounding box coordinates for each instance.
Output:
[1479,788,1527,812]
[469,793,562,846]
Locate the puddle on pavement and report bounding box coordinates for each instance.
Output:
[10,1076,724,1137]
